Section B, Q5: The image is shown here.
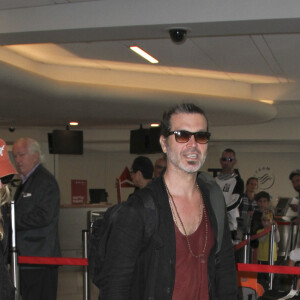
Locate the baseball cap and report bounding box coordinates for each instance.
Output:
[289,169,300,180]
[0,139,17,178]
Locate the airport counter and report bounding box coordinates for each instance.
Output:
[59,203,112,261]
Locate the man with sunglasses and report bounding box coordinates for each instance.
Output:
[12,138,61,300]
[98,103,237,300]
[215,148,244,240]
[130,156,154,189]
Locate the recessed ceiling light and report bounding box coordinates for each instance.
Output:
[130,46,159,64]
[69,121,79,126]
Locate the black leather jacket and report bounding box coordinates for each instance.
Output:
[100,176,237,300]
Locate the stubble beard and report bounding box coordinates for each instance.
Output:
[166,145,207,174]
[294,185,300,194]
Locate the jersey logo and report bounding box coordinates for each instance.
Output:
[223,183,230,192]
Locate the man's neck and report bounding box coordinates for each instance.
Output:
[221,169,234,175]
[21,162,40,183]
[139,178,151,189]
[163,168,198,198]
[246,191,255,201]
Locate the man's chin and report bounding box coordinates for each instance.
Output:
[184,162,202,173]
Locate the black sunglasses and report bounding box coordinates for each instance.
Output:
[0,174,14,185]
[168,130,211,144]
[221,157,234,162]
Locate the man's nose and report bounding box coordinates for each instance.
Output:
[186,135,197,147]
[14,156,19,163]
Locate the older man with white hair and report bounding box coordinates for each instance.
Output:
[13,137,61,300]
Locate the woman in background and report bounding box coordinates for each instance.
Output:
[0,138,17,300]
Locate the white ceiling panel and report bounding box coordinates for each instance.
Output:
[0,0,95,10]
[192,35,277,76]
[263,34,300,79]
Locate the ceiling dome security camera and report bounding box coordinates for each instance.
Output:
[169,29,187,44]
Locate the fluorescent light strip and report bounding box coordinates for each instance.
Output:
[130,46,159,64]
[259,100,274,105]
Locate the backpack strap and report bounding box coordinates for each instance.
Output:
[198,172,225,254]
[133,187,159,245]
[133,187,162,299]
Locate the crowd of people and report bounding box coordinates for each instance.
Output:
[0,102,299,300]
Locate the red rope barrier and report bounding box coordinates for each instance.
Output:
[17,257,300,276]
[234,227,271,251]
[237,263,300,275]
[234,240,248,251]
[277,221,291,226]
[18,256,88,266]
[250,227,271,240]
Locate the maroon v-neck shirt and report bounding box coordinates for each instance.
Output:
[172,209,214,300]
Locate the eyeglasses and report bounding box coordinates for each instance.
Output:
[221,157,234,162]
[0,174,14,185]
[168,130,211,144]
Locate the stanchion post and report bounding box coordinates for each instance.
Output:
[268,223,276,290]
[293,224,300,250]
[82,230,90,300]
[284,223,293,261]
[10,200,20,300]
[290,223,295,253]
[243,234,250,264]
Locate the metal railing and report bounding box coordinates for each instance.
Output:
[10,202,91,300]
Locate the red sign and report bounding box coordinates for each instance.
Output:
[71,179,87,204]
[116,167,134,203]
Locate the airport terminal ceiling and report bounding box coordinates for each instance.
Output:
[0,0,299,133]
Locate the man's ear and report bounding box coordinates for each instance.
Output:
[159,135,167,154]
[33,152,40,164]
[136,170,143,180]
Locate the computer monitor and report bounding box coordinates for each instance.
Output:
[89,189,108,203]
[275,197,292,216]
[48,130,83,155]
